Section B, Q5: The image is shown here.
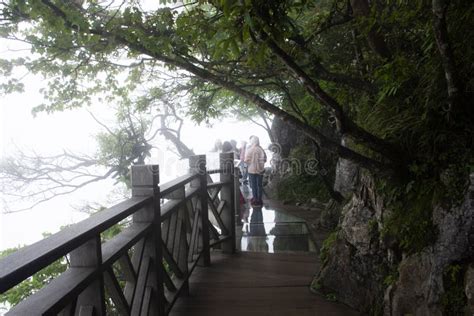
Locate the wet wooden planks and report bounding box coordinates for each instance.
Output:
[170,251,358,316]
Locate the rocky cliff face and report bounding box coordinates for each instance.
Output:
[385,183,474,315]
[270,116,308,159]
[265,117,308,198]
[315,163,474,315]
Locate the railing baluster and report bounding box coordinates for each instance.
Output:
[69,236,106,315]
[188,201,201,262]
[189,155,210,266]
[118,253,137,285]
[183,200,193,244]
[104,267,130,315]
[58,300,76,316]
[130,255,151,315]
[176,208,190,294]
[161,240,184,278]
[166,211,179,254]
[78,305,94,316]
[219,152,237,253]
[130,165,165,316]
[125,239,144,306]
[164,186,189,296]
[234,164,241,223]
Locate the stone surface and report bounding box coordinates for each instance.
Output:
[341,202,375,256]
[270,116,308,159]
[387,184,474,315]
[316,172,388,313]
[316,170,474,314]
[318,200,341,230]
[318,236,387,313]
[387,254,443,316]
[333,157,359,198]
[333,138,360,199]
[466,264,474,314]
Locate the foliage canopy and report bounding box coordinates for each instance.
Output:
[0,0,471,178]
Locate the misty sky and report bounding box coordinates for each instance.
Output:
[0,68,270,251]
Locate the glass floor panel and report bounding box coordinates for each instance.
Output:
[238,207,316,253]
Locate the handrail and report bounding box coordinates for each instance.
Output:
[206,168,223,174]
[0,196,152,293]
[160,173,198,196]
[0,153,237,316]
[161,186,200,220]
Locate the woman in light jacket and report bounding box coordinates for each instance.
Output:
[244,136,266,207]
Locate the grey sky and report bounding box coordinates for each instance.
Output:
[0,72,270,250]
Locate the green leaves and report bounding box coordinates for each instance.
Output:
[0,246,67,307]
[212,36,240,60]
[0,78,24,95]
[380,179,441,254]
[0,0,471,190]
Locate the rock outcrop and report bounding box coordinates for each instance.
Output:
[316,173,389,313]
[466,264,474,313]
[333,138,359,199]
[315,167,474,314]
[270,116,307,160]
[386,186,474,315]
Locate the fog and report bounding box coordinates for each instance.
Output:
[0,76,270,251]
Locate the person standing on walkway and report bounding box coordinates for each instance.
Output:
[245,135,266,207]
[221,140,233,154]
[239,140,249,185]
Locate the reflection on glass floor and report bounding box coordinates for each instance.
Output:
[238,207,317,253]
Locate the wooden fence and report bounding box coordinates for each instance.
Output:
[0,153,237,315]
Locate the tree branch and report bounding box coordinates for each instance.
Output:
[350,0,392,60]
[260,32,403,164]
[11,1,400,175]
[432,0,461,108]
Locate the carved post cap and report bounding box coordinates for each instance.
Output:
[219,152,234,173]
[131,165,159,197]
[131,165,159,187]
[189,155,206,173]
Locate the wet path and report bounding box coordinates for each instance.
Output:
[238,184,317,254]
[239,207,317,253]
[170,185,357,315]
[170,250,357,316]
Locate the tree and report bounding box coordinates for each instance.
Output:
[0,92,194,212]
[0,0,472,187]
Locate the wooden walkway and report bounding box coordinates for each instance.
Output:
[170,251,357,316]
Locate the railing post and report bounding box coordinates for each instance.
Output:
[162,185,190,296]
[131,164,165,316]
[234,161,242,225]
[220,152,236,253]
[189,155,210,266]
[70,236,105,315]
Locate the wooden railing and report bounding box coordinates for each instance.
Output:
[0,153,237,315]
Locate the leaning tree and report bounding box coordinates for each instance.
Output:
[0,0,472,188]
[0,90,195,212]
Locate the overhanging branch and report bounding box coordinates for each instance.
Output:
[260,32,403,163]
[432,0,461,108]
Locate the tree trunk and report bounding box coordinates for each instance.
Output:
[311,141,344,203]
[432,0,461,107]
[263,35,403,163]
[350,0,392,60]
